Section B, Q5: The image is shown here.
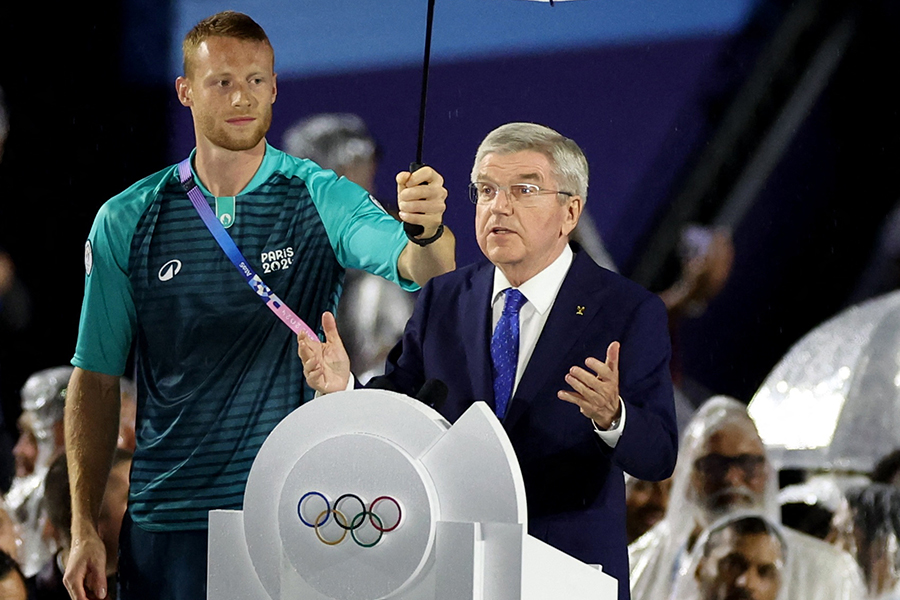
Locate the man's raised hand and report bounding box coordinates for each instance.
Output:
[297,312,351,394]
[558,341,622,429]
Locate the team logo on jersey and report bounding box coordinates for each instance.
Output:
[261,246,294,274]
[158,259,183,282]
[84,241,93,276]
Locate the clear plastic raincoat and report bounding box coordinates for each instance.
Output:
[629,396,864,600]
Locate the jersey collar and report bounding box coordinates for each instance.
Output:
[186,142,280,198]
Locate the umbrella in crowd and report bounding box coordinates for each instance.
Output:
[749,289,900,472]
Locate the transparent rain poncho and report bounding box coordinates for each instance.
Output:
[2,365,72,577]
[671,512,790,600]
[629,396,865,600]
[830,483,900,599]
[282,113,378,174]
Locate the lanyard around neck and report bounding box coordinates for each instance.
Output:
[177,159,317,340]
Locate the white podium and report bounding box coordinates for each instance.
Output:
[208,389,617,599]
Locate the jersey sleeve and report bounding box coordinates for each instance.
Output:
[304,167,418,292]
[71,193,143,376]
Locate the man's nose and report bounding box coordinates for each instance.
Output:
[735,567,760,593]
[724,463,747,486]
[12,434,28,456]
[489,188,514,214]
[231,83,253,106]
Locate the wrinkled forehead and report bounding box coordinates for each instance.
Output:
[701,422,766,457]
[475,150,556,183]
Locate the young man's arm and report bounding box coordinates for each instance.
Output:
[63,367,120,600]
[397,227,456,287]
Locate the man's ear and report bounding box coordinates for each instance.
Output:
[562,195,583,236]
[176,76,192,107]
[271,72,278,104]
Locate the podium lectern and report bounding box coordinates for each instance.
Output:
[208,389,617,599]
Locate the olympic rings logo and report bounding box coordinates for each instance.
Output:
[297,491,402,548]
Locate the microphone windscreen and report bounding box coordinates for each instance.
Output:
[365,375,399,392]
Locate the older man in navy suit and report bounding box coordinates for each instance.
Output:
[299,122,677,599]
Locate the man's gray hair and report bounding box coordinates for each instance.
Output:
[471,122,589,202]
[283,113,378,173]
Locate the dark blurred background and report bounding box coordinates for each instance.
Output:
[1,0,898,440]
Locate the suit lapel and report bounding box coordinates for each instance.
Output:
[464,264,496,410]
[504,251,603,430]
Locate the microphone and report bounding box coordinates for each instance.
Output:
[415,378,448,413]
[365,375,399,392]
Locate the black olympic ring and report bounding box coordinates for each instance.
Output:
[297,491,402,547]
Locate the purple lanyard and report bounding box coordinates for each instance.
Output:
[177,159,317,340]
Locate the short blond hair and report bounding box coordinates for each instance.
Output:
[182,11,273,76]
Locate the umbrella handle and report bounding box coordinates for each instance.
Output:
[409,0,436,242]
[403,161,427,239]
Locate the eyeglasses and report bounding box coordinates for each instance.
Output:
[694,453,766,479]
[468,181,573,207]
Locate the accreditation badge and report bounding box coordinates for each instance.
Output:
[217,196,236,229]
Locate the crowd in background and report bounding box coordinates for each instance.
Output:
[1,359,898,599]
[626,396,900,600]
[0,367,134,599]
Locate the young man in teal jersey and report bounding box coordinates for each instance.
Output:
[63,11,455,600]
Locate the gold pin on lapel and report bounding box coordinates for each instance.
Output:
[576,305,585,316]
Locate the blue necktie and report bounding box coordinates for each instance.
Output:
[491,288,527,419]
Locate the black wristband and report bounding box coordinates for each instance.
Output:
[406,223,444,246]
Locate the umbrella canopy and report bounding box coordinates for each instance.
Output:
[748,289,900,472]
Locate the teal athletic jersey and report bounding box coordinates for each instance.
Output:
[73,144,416,531]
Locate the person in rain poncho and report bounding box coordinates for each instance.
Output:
[629,395,865,600]
[672,512,788,600]
[1,366,71,578]
[829,483,900,599]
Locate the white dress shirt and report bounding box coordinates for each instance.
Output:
[491,244,626,447]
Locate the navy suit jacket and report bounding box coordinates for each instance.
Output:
[378,246,677,599]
